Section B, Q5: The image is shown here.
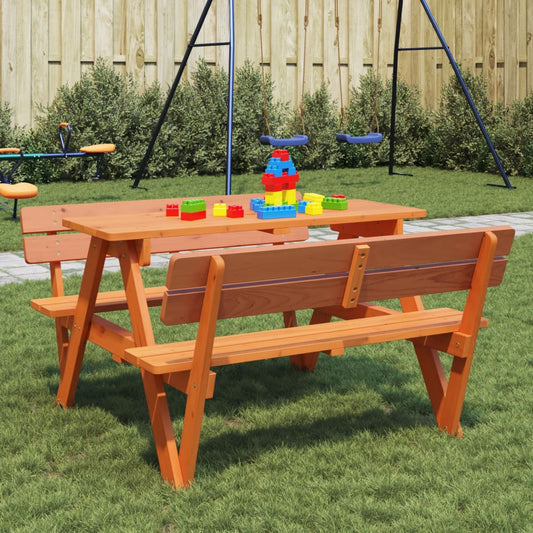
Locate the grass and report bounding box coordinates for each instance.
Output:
[0,167,531,531]
[1,165,532,251]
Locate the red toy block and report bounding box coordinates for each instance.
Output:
[181,210,206,221]
[227,205,244,218]
[272,149,290,161]
[331,194,346,199]
[166,203,179,216]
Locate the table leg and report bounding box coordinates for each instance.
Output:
[117,240,155,347]
[56,237,109,407]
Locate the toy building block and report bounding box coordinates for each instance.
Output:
[256,205,297,219]
[297,200,309,213]
[284,188,297,205]
[181,198,206,220]
[166,203,179,217]
[265,190,283,206]
[305,202,323,215]
[322,197,348,210]
[250,198,265,211]
[271,149,290,161]
[227,205,244,218]
[303,192,325,204]
[213,203,227,217]
[331,194,346,198]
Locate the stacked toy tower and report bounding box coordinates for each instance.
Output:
[261,149,299,206]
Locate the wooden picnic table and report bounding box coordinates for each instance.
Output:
[39,194,426,408]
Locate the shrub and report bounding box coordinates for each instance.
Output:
[431,68,495,172]
[0,102,23,149]
[289,84,340,170]
[492,95,533,177]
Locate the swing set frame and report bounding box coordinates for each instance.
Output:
[133,0,513,193]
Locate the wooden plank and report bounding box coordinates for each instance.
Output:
[504,0,518,106]
[528,0,533,97]
[31,0,49,127]
[13,0,32,126]
[347,0,371,93]
[164,227,515,289]
[125,0,144,85]
[155,0,174,85]
[94,0,114,63]
[518,0,527,99]
[483,0,497,102]
[62,0,81,86]
[125,309,467,374]
[80,0,95,63]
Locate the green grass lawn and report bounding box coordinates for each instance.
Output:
[0,167,531,531]
[1,166,532,251]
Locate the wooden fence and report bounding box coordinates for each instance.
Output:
[1,0,532,127]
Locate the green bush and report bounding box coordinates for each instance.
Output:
[492,94,533,177]
[289,84,340,170]
[431,68,495,172]
[0,102,23,149]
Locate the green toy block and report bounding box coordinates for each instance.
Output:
[322,197,348,210]
[181,199,207,213]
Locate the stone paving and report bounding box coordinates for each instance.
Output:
[1,211,532,286]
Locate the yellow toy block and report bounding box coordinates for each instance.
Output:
[305,201,323,215]
[283,189,297,205]
[303,192,325,204]
[213,203,227,216]
[265,190,283,205]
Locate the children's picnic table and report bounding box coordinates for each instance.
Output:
[33,194,426,407]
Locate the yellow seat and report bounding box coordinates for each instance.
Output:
[80,143,116,154]
[0,182,38,219]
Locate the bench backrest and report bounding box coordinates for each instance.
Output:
[19,196,309,292]
[161,226,514,325]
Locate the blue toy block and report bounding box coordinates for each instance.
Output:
[297,200,309,213]
[256,204,297,219]
[250,197,265,211]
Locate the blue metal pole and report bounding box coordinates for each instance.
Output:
[225,0,236,195]
[419,0,514,189]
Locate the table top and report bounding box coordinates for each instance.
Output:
[63,197,426,242]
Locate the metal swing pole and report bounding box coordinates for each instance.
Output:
[225,0,235,195]
[388,0,409,176]
[389,0,514,189]
[133,0,236,193]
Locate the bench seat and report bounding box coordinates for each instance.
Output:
[124,308,485,374]
[31,285,167,318]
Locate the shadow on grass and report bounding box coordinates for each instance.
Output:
[45,349,447,478]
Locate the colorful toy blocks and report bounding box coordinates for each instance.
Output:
[166,203,179,217]
[213,203,227,217]
[227,205,244,218]
[322,197,348,210]
[256,204,297,219]
[261,149,300,206]
[181,199,206,221]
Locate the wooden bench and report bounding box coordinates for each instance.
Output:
[122,226,514,488]
[22,196,309,374]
